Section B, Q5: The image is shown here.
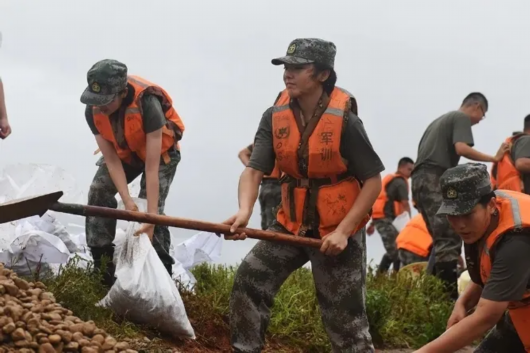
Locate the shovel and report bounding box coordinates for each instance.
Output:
[0,191,322,249]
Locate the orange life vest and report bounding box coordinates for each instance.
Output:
[92,75,185,165]
[396,214,432,258]
[490,134,525,192]
[372,173,409,220]
[271,87,370,237]
[470,190,530,351]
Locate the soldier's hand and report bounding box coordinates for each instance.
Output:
[446,302,467,330]
[134,223,155,242]
[320,231,349,256]
[366,223,375,236]
[124,199,139,212]
[494,142,510,162]
[0,118,11,140]
[219,209,251,241]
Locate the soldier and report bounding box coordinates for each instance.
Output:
[0,77,11,139]
[396,214,432,267]
[490,115,530,193]
[367,157,414,273]
[222,38,384,353]
[411,93,508,300]
[238,143,281,230]
[81,59,185,286]
[414,163,530,353]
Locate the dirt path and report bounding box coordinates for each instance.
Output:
[380,348,474,353]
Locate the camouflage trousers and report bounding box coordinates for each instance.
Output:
[373,218,399,262]
[474,311,525,352]
[398,249,428,267]
[411,168,462,263]
[258,179,281,230]
[86,150,180,270]
[229,221,374,353]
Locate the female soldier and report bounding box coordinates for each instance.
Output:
[223,38,384,353]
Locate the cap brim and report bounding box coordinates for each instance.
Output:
[271,56,314,66]
[436,198,479,216]
[80,86,116,106]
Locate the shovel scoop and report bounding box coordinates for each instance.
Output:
[0,191,322,249]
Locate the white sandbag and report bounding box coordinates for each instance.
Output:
[458,270,471,296]
[97,221,196,339]
[172,231,222,288]
[392,212,411,232]
[0,228,71,277]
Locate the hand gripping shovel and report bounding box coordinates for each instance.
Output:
[0,191,322,248]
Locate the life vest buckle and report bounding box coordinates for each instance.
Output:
[298,178,310,188]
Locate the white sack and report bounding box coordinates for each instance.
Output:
[98,212,195,339]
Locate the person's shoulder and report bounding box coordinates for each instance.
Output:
[514,134,530,145]
[496,231,530,254]
[85,104,93,116]
[443,110,469,121]
[345,109,361,122]
[262,106,274,119]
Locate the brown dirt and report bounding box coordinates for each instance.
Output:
[378,348,474,353]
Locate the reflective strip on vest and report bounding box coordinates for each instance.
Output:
[481,191,524,256]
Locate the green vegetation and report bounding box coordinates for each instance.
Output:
[32,256,454,352]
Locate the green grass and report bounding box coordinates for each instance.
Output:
[31,257,454,352]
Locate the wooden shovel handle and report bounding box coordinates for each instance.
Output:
[50,202,322,249]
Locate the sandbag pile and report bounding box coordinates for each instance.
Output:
[0,263,136,353]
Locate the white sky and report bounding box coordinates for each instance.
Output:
[1,0,529,267]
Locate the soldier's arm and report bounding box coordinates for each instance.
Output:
[95,135,132,204]
[0,78,11,139]
[142,94,166,214]
[453,116,505,162]
[389,178,411,216]
[0,78,7,122]
[336,113,384,235]
[239,108,276,214]
[419,235,530,352]
[238,144,253,167]
[454,142,499,163]
[513,137,530,173]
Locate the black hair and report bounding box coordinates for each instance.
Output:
[524,114,530,131]
[478,191,496,207]
[398,157,414,167]
[312,63,337,95]
[461,92,488,111]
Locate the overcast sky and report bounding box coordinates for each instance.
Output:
[1,0,529,267]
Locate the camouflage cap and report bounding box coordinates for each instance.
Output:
[271,38,336,69]
[80,59,128,106]
[437,163,493,216]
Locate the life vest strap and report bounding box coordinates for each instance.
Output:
[280,172,351,228]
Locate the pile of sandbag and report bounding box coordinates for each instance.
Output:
[0,263,136,352]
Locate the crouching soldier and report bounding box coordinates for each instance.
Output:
[81,59,185,286]
[415,163,530,353]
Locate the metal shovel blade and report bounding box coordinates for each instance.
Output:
[0,191,64,224]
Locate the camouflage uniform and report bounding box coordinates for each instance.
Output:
[411,167,461,299]
[230,222,373,353]
[258,179,281,230]
[372,219,400,271]
[230,38,376,353]
[247,144,282,230]
[80,59,179,285]
[398,248,428,267]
